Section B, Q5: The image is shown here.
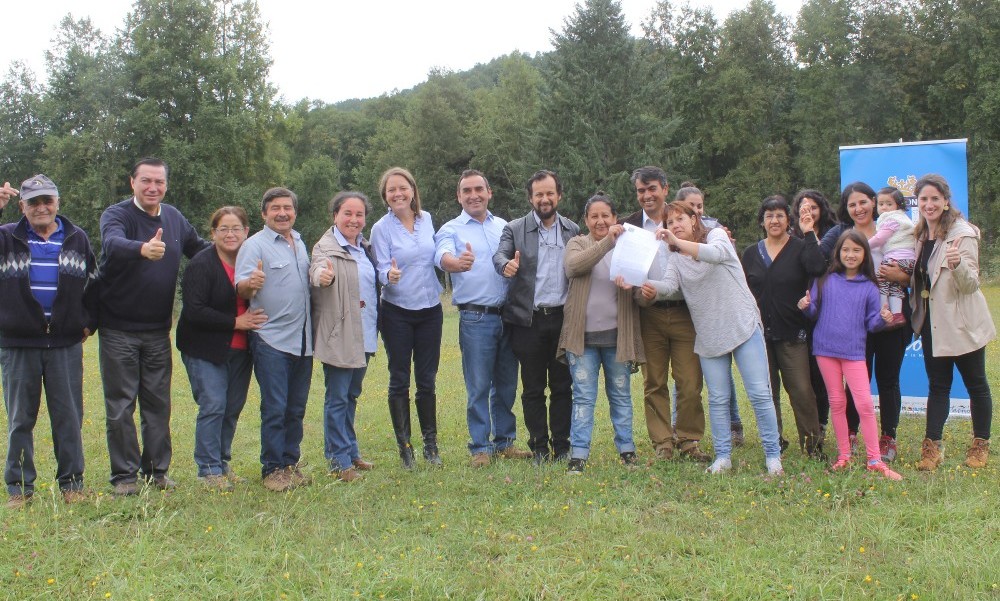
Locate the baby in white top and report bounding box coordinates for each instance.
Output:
[868,190,915,322]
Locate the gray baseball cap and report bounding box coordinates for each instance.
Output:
[20,174,59,201]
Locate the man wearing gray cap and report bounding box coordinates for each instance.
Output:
[0,175,98,509]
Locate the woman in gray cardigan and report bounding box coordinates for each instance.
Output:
[634,202,783,476]
[557,193,644,475]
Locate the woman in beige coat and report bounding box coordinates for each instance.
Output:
[310,192,380,482]
[558,193,644,475]
[909,174,995,470]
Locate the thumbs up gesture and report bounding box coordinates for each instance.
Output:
[0,181,18,210]
[945,238,961,270]
[247,259,266,293]
[318,258,335,287]
[458,241,476,272]
[503,249,521,277]
[797,289,811,311]
[388,257,402,284]
[141,228,166,260]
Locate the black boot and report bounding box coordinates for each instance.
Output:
[399,443,415,470]
[423,442,442,466]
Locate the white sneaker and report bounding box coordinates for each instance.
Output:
[706,457,732,474]
[766,457,784,476]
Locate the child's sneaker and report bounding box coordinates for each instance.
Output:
[705,457,732,474]
[879,435,898,463]
[765,457,784,476]
[867,460,902,481]
[830,456,851,471]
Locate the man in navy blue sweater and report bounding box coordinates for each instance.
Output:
[97,158,209,496]
[1,175,98,509]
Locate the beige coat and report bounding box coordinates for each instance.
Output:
[557,233,645,364]
[910,218,996,357]
[310,228,374,369]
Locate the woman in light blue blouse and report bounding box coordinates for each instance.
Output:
[370,167,444,469]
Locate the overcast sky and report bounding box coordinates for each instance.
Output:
[3,0,804,104]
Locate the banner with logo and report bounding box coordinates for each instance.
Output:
[839,139,971,416]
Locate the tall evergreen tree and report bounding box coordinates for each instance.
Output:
[538,0,643,219]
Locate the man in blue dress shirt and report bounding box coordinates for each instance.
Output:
[435,170,532,468]
[235,187,313,492]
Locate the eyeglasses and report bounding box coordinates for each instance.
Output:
[214,226,246,235]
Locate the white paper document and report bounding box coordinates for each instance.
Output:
[609,224,660,287]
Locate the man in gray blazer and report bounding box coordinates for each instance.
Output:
[493,170,580,464]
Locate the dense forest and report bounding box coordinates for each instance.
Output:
[3,0,999,255]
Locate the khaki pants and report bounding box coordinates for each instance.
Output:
[639,305,704,453]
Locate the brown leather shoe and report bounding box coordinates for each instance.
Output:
[496,446,532,460]
[916,438,944,472]
[470,452,491,468]
[352,458,375,471]
[654,445,674,461]
[336,467,363,482]
[965,437,990,469]
[198,474,234,492]
[113,481,139,497]
[262,469,294,492]
[679,442,712,463]
[916,438,943,471]
[62,489,89,504]
[6,494,32,510]
[285,464,312,487]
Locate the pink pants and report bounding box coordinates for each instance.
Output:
[816,356,880,462]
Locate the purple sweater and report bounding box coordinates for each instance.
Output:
[803,272,884,360]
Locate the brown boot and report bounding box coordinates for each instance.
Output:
[965,438,990,469]
[915,438,943,471]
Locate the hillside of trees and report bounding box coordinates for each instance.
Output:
[3,0,999,253]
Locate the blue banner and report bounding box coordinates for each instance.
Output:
[839,139,970,415]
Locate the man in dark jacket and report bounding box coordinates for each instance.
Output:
[0,174,98,509]
[493,170,580,464]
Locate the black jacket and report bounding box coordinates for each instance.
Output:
[0,216,98,348]
[740,235,827,341]
[176,247,243,363]
[492,211,580,327]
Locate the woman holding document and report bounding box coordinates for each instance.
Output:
[558,193,643,475]
[623,202,783,476]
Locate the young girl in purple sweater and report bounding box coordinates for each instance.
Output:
[797,230,902,480]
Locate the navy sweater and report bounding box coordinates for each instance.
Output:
[0,216,99,348]
[97,198,209,331]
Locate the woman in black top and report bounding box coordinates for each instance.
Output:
[177,207,267,490]
[742,196,827,457]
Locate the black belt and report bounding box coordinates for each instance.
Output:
[652,300,686,309]
[457,303,501,315]
[534,305,563,315]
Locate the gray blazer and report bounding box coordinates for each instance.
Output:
[492,210,580,327]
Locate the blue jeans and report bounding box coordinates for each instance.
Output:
[672,373,742,427]
[567,346,636,460]
[700,328,780,460]
[181,350,253,477]
[459,311,519,454]
[250,335,312,477]
[322,357,370,471]
[2,344,85,495]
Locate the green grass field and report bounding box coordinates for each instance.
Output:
[2,289,999,600]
